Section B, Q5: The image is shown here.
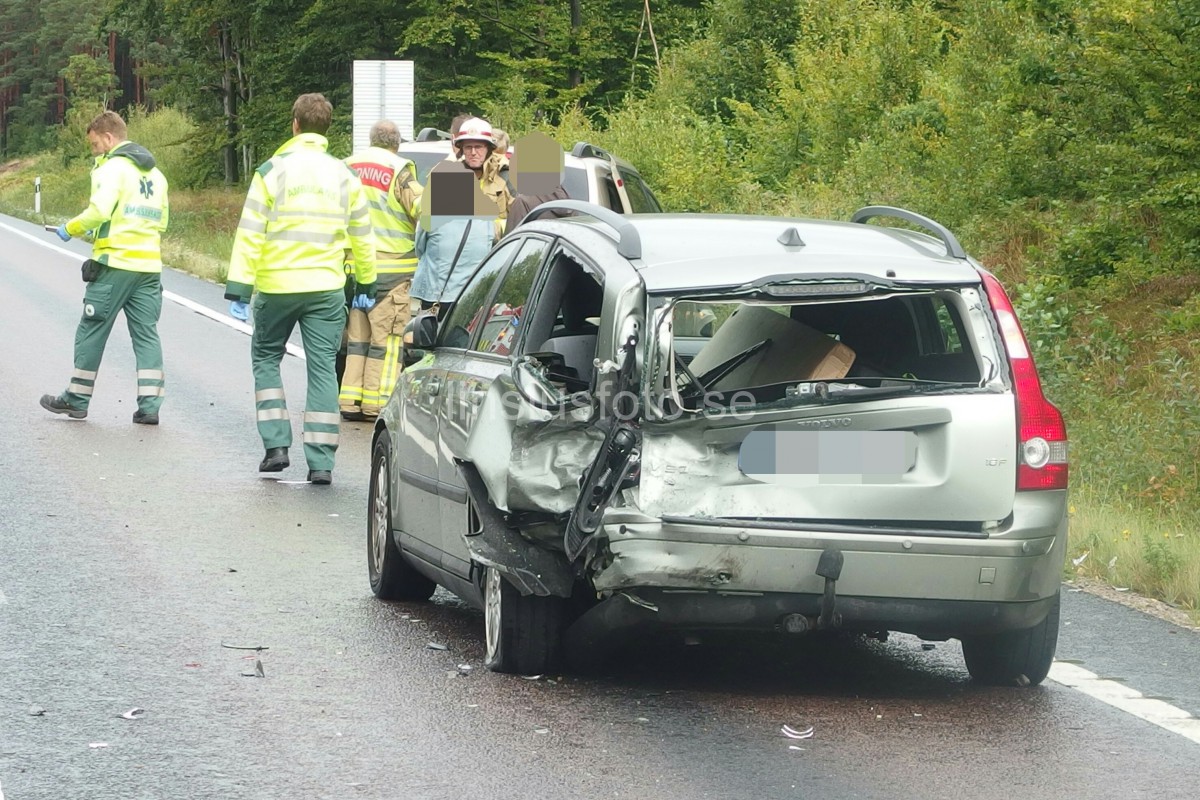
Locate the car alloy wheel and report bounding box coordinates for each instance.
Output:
[484,566,503,666]
[370,457,389,579]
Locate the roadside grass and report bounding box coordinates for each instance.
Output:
[1066,488,1200,620]
[162,187,244,283]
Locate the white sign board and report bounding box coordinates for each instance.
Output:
[352,60,415,149]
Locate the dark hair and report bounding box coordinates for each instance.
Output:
[293,93,333,135]
[87,110,127,139]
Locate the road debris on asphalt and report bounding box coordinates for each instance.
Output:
[521,674,544,681]
[28,705,45,716]
[781,725,814,740]
[241,658,266,678]
[788,745,806,752]
[922,643,936,650]
[119,708,145,720]
[220,642,270,651]
[426,642,448,651]
[88,742,108,749]
[534,728,550,734]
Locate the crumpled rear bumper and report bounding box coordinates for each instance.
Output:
[580,495,1066,641]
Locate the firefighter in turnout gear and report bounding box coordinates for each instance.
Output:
[224,93,376,486]
[40,110,169,425]
[452,117,513,240]
[338,120,422,421]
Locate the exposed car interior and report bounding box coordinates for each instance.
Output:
[524,251,603,390]
[668,292,984,409]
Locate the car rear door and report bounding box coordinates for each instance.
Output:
[396,238,521,560]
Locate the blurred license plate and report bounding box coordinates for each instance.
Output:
[739,430,917,480]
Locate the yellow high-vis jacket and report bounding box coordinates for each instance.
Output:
[226,133,376,301]
[66,141,169,273]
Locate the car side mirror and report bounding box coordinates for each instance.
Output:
[405,312,438,349]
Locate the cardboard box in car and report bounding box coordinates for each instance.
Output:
[687,305,855,389]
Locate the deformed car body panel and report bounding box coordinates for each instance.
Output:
[586,488,1067,636]
[465,376,605,514]
[633,394,1019,523]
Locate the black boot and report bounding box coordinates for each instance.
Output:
[307,469,332,485]
[259,447,289,472]
[40,394,87,419]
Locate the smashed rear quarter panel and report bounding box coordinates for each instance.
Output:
[465,379,604,514]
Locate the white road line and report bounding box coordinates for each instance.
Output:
[1051,661,1200,746]
[0,219,306,360]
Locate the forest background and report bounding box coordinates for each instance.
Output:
[1,0,1198,615]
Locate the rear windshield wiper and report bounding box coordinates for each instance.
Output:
[786,378,969,403]
[694,338,771,389]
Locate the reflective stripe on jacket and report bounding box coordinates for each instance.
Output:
[227,133,376,297]
[66,141,168,273]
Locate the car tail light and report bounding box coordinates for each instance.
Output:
[978,270,1068,490]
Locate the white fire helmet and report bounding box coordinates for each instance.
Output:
[453,117,496,150]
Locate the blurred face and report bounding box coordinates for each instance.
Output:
[87,130,116,156]
[460,141,491,171]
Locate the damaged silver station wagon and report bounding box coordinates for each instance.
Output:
[367,201,1069,686]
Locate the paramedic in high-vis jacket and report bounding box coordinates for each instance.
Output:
[40,110,170,425]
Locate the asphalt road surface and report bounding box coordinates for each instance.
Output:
[1,213,1198,799]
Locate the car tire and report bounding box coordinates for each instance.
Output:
[482,565,565,674]
[368,435,436,601]
[961,590,1060,687]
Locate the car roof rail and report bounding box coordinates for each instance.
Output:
[523,200,641,260]
[850,205,966,260]
[415,127,452,142]
[570,141,613,161]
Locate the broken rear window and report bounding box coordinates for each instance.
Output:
[657,290,989,413]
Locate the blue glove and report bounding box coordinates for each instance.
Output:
[229,300,250,321]
[55,225,71,242]
[351,293,376,311]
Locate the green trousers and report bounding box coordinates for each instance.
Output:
[62,267,165,413]
[251,289,347,471]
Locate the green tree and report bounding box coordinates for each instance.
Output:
[61,53,121,107]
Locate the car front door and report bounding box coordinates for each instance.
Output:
[395,237,521,561]
[437,235,553,577]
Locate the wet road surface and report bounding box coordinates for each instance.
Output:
[1,214,1198,799]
